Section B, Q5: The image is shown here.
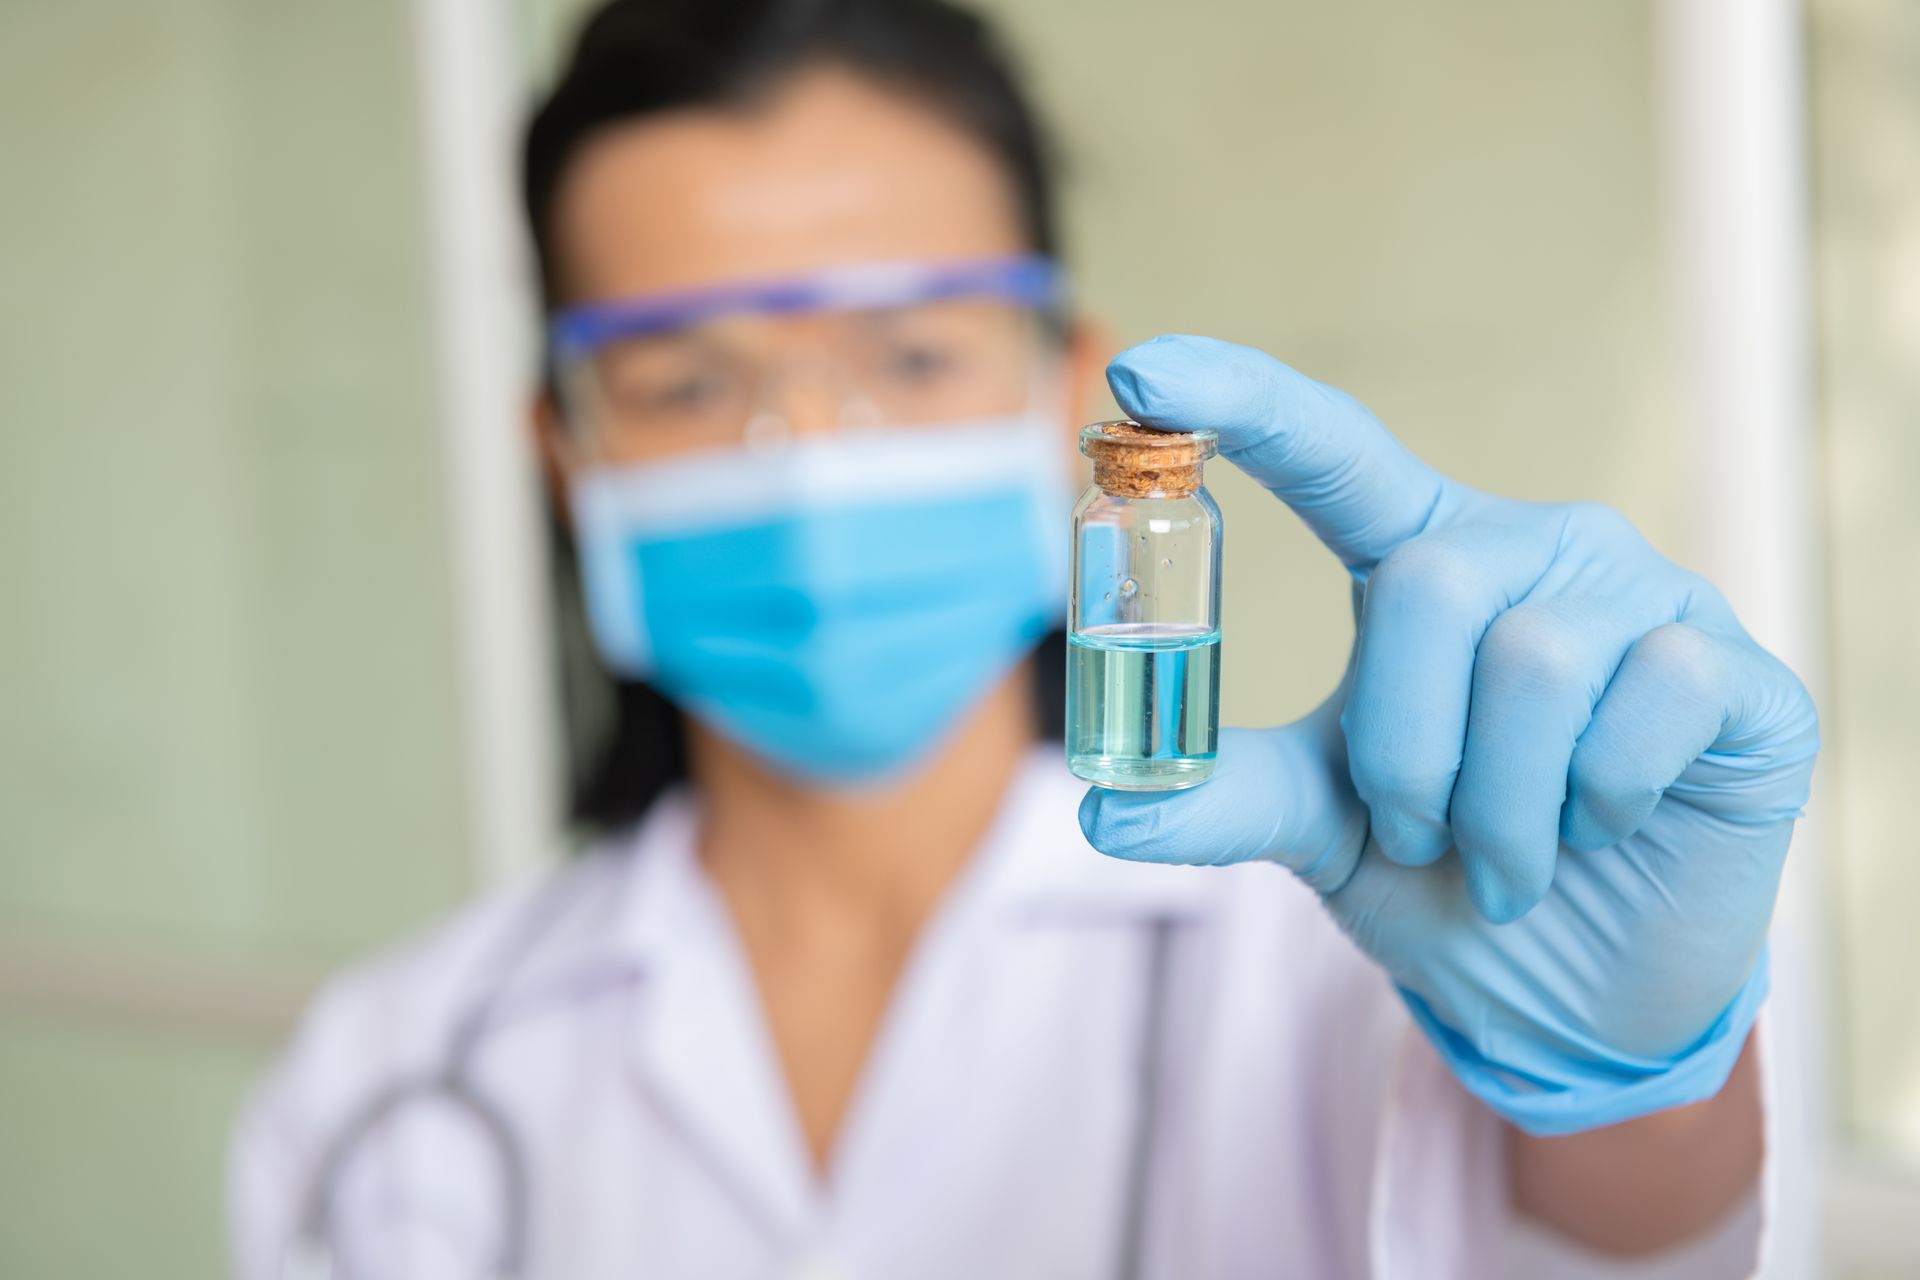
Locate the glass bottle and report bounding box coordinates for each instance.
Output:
[1067,420,1222,790]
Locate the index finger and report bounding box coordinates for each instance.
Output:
[1106,334,1467,571]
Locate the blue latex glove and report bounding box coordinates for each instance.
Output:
[1080,335,1819,1135]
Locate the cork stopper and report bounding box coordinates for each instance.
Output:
[1079,420,1218,498]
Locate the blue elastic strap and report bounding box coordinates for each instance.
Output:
[551,253,1065,358]
[1398,948,1770,1137]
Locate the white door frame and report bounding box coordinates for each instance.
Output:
[411,0,561,889]
[1655,0,1920,1271]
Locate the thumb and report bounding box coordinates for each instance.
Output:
[1078,712,1370,896]
[1107,334,1471,572]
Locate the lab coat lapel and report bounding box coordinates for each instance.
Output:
[605,758,1219,1263]
[824,752,1219,1252]
[816,789,1012,1238]
[614,796,822,1250]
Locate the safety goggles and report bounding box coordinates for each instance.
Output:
[549,254,1067,463]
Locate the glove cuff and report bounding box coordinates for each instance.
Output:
[1397,949,1770,1137]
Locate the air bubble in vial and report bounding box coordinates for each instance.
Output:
[1162,557,1173,568]
[1120,578,1138,596]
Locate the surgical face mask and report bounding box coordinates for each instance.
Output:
[568,414,1070,783]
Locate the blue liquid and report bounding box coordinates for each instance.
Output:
[1067,624,1220,790]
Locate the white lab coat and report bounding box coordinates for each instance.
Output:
[231,748,1765,1279]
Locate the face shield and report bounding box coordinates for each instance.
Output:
[547,255,1075,784]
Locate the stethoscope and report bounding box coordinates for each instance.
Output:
[283,870,1184,1280]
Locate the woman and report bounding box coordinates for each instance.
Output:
[231,2,1816,1276]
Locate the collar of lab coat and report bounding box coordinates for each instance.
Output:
[480,747,1228,1247]
[611,746,1224,965]
[481,746,1225,1015]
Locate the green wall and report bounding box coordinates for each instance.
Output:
[0,1013,268,1278]
[1809,0,1920,1160]
[0,2,468,1274]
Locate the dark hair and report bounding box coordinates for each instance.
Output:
[524,0,1069,833]
[524,0,1060,307]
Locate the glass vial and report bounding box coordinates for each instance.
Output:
[1067,421,1222,790]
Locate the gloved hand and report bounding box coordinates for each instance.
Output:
[1079,335,1819,1135]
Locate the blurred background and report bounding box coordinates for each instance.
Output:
[0,0,1914,1274]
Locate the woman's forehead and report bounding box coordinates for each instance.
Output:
[549,65,1029,307]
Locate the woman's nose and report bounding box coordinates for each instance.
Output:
[751,349,865,442]
[769,378,845,438]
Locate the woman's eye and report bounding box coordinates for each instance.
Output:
[884,343,959,382]
[651,373,726,409]
[610,369,730,416]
